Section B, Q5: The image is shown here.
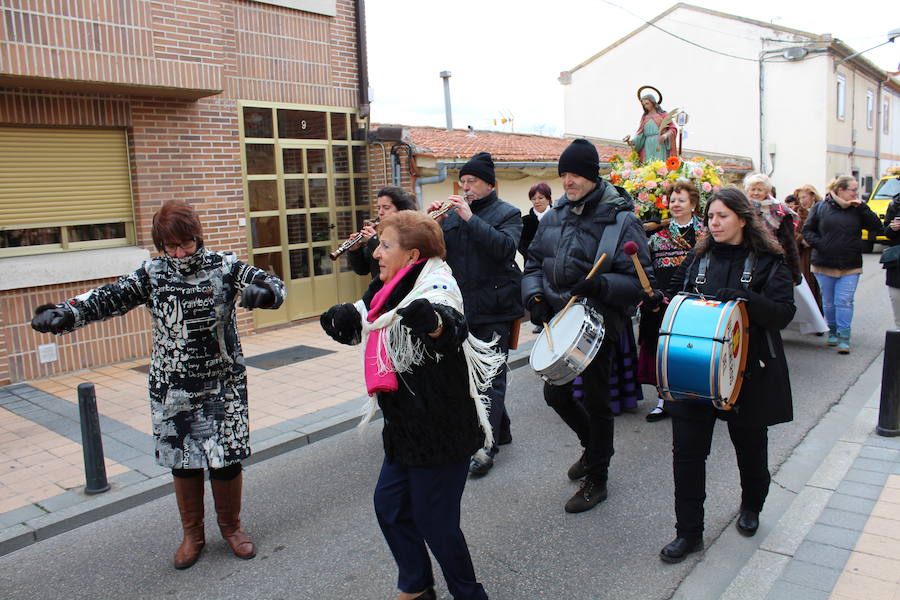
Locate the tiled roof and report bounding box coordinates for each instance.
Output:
[375,124,624,163]
[371,124,752,171]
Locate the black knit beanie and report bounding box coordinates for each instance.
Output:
[459,152,496,186]
[558,138,599,182]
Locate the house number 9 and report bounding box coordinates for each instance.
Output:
[300,120,307,130]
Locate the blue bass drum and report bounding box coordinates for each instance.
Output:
[656,293,749,410]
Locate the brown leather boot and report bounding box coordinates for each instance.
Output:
[210,471,256,559]
[173,473,206,569]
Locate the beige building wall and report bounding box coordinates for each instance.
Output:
[826,63,882,186]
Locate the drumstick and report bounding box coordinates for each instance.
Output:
[558,253,608,321]
[623,240,658,312]
[531,297,554,351]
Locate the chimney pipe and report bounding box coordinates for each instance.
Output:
[440,71,453,131]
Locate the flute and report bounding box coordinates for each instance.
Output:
[329,218,380,260]
[329,196,465,261]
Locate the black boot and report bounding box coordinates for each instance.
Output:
[659,537,704,563]
[567,451,588,480]
[564,476,608,513]
[736,509,759,536]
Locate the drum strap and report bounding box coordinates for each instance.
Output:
[694,253,758,288]
[593,210,636,274]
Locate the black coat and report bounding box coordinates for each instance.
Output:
[884,200,900,289]
[347,236,379,279]
[441,191,524,325]
[522,180,654,328]
[802,196,883,270]
[665,242,796,427]
[363,262,484,467]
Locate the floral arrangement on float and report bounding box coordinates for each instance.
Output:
[607,151,725,222]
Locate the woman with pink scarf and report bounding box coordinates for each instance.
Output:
[320,211,503,600]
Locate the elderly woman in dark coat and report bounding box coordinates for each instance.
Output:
[656,188,795,564]
[321,210,502,600]
[31,200,286,569]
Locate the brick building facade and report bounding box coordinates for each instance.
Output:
[0,0,370,385]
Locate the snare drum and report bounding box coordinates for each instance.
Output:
[656,293,749,410]
[529,302,605,385]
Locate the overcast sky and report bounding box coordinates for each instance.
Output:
[364,0,900,137]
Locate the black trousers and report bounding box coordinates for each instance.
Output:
[670,407,771,540]
[469,322,512,449]
[542,324,620,482]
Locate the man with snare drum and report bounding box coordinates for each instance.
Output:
[522,138,653,513]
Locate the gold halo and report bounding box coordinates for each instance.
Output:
[637,85,662,105]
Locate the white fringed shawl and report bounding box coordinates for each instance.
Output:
[354,257,505,449]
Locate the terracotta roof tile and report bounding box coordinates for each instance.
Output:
[372,124,621,162]
[370,124,751,171]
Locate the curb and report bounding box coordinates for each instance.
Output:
[0,341,536,557]
[672,350,886,600]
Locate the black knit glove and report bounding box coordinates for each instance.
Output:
[240,283,275,309]
[641,289,666,311]
[570,276,607,300]
[397,299,439,335]
[527,296,553,327]
[320,303,362,345]
[31,304,74,334]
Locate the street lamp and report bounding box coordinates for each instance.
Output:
[834,28,900,71]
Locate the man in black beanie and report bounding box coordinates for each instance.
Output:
[521,138,654,513]
[428,152,523,477]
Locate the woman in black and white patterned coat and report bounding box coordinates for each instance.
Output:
[31,200,285,570]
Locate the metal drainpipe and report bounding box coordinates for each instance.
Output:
[370,141,388,185]
[414,166,448,210]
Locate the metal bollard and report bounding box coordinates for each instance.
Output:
[77,383,111,494]
[877,330,900,437]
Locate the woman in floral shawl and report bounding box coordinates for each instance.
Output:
[320,211,503,600]
[31,200,286,569]
[639,180,706,422]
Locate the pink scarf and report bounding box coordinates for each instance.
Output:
[364,260,426,395]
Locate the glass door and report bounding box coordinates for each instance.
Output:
[241,104,371,327]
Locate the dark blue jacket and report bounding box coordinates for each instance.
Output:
[441,191,524,324]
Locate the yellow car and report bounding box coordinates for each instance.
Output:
[862,167,900,252]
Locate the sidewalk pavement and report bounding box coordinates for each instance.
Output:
[1,318,899,600]
[0,317,538,556]
[677,350,900,600]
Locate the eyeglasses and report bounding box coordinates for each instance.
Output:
[163,239,197,253]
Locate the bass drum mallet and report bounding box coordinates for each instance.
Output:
[622,240,657,311]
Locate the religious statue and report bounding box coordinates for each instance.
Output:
[624,86,678,164]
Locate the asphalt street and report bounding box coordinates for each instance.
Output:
[0,254,893,600]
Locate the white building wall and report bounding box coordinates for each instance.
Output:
[563,7,821,180]
[765,53,829,193]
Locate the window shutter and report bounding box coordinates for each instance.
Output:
[0,127,133,228]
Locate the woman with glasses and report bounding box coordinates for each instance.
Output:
[802,176,882,353]
[31,199,285,569]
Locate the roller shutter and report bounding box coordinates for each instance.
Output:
[0,127,133,228]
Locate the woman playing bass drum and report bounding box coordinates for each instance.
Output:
[652,187,796,563]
